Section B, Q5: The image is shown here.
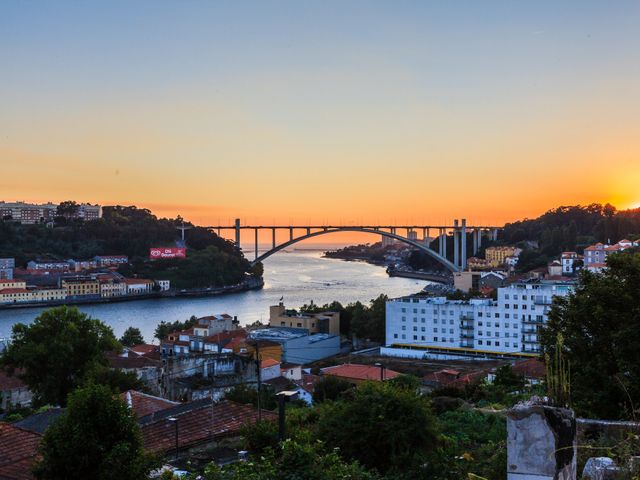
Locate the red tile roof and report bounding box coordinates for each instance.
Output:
[0,288,30,294]
[105,351,161,370]
[261,358,280,369]
[120,390,179,419]
[0,279,24,284]
[128,344,158,355]
[512,358,546,380]
[141,400,275,453]
[0,423,41,480]
[322,363,401,382]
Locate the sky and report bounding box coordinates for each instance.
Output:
[1,1,639,242]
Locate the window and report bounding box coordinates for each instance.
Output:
[421,336,425,340]
[394,334,398,338]
[478,321,483,326]
[478,340,483,345]
[478,312,483,317]
[401,308,406,313]
[441,328,446,333]
[402,316,406,321]
[433,328,438,333]
[421,318,425,323]
[413,335,417,340]
[495,341,500,346]
[449,319,454,325]
[402,326,406,331]
[449,329,454,334]
[421,327,425,331]
[495,313,500,318]
[506,342,510,347]
[494,322,499,327]
[523,305,527,310]
[402,334,406,339]
[487,341,492,346]
[413,317,418,322]
[434,337,438,341]
[505,304,510,309]
[413,326,417,331]
[478,331,483,336]
[505,294,510,299]
[505,314,510,319]
[434,319,438,324]
[421,309,425,314]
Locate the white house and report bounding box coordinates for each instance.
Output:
[260,358,281,381]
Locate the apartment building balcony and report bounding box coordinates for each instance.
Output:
[534,296,553,305]
[460,314,474,321]
[459,341,474,348]
[522,337,539,344]
[521,327,538,334]
[460,324,475,330]
[522,318,545,326]
[460,332,475,339]
[523,346,541,353]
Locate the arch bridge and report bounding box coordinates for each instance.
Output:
[207,220,501,273]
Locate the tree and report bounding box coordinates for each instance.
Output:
[119,327,145,347]
[224,384,278,410]
[154,316,198,341]
[315,382,438,473]
[492,365,525,392]
[540,250,640,419]
[196,439,379,480]
[55,200,80,219]
[34,384,154,479]
[312,375,353,403]
[1,306,120,406]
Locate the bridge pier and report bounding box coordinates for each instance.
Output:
[255,228,259,260]
[272,228,276,249]
[289,227,293,241]
[461,218,467,270]
[235,218,241,249]
[473,228,478,255]
[453,219,459,269]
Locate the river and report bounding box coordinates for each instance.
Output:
[0,250,429,343]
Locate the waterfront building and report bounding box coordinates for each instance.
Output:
[485,246,523,267]
[269,302,340,336]
[0,286,66,305]
[61,277,100,298]
[453,271,506,293]
[0,279,26,290]
[123,278,154,295]
[193,314,239,337]
[0,201,101,224]
[67,259,98,272]
[99,280,127,298]
[384,280,575,358]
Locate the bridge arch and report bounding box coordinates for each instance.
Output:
[250,227,459,272]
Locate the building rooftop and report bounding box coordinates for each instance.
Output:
[322,363,401,382]
[261,358,280,369]
[14,408,65,435]
[141,400,275,454]
[120,390,179,419]
[0,369,27,391]
[0,423,42,480]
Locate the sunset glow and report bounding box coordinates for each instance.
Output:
[2,1,639,234]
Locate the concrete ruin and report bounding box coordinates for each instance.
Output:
[507,401,577,480]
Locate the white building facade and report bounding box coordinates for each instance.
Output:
[385,281,574,356]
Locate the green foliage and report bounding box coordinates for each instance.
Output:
[388,374,422,392]
[119,327,145,347]
[0,205,251,284]
[426,409,507,480]
[545,334,571,408]
[240,420,279,455]
[492,365,525,393]
[312,375,353,403]
[83,364,145,393]
[33,384,155,480]
[541,250,640,419]
[1,306,120,406]
[196,440,380,480]
[154,316,198,341]
[315,381,438,473]
[224,384,278,411]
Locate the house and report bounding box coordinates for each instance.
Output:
[123,278,154,295]
[547,260,563,277]
[292,373,319,405]
[280,363,302,381]
[94,255,129,267]
[0,369,33,411]
[260,358,281,381]
[105,351,163,395]
[423,368,488,390]
[561,252,580,275]
[584,240,638,272]
[120,390,179,419]
[511,358,546,385]
[0,423,41,479]
[14,408,65,434]
[269,302,340,335]
[321,363,401,385]
[140,399,276,461]
[248,328,340,364]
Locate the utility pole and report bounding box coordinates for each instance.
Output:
[255,341,262,421]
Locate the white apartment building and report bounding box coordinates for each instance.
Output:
[385,281,574,357]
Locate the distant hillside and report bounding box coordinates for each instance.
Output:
[0,205,258,288]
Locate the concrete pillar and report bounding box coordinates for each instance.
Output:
[272,228,276,249]
[289,227,293,241]
[453,219,459,268]
[507,402,577,480]
[442,229,447,259]
[461,219,467,270]
[477,229,482,250]
[306,227,311,236]
[234,219,241,249]
[472,228,478,255]
[438,229,443,256]
[493,228,498,241]
[254,228,259,260]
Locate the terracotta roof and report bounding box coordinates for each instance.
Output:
[0,279,23,284]
[123,278,154,285]
[0,369,27,391]
[424,368,488,388]
[0,423,42,480]
[512,358,546,379]
[120,390,179,419]
[0,288,30,294]
[127,344,158,355]
[105,351,161,370]
[261,358,280,369]
[203,329,247,345]
[322,363,401,382]
[141,400,275,454]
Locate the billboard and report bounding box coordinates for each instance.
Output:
[150,247,186,260]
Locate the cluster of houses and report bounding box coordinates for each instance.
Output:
[0,255,171,306]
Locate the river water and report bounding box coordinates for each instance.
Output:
[0,250,428,343]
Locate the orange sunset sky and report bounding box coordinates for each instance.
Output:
[2,1,639,243]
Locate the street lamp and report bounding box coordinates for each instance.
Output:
[374,362,385,381]
[167,417,179,461]
[276,390,298,441]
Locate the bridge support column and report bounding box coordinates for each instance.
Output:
[461,218,467,270]
[424,228,428,247]
[473,228,478,254]
[453,219,459,269]
[478,229,483,250]
[442,229,447,259]
[493,228,498,241]
[255,228,259,260]
[272,228,276,249]
[234,218,241,249]
[289,227,293,241]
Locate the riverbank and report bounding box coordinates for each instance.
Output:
[0,276,264,310]
[386,268,451,284]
